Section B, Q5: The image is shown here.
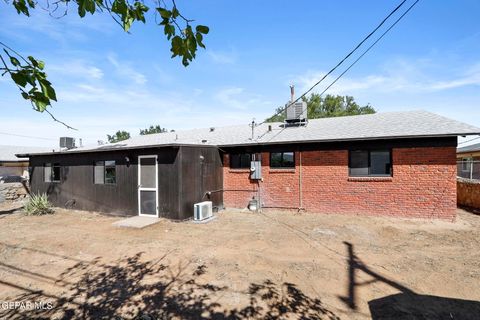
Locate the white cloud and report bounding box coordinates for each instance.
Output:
[49,60,104,80]
[107,54,147,85]
[293,60,480,96]
[207,49,237,64]
[213,87,271,111]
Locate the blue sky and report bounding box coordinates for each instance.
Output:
[1,0,480,147]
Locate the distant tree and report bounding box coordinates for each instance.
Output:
[107,130,131,143]
[140,125,168,135]
[266,94,376,122]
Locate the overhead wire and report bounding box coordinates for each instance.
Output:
[0,131,57,141]
[262,0,421,143]
[257,0,410,127]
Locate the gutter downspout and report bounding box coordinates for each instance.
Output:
[299,150,304,211]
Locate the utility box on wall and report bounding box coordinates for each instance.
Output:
[250,161,262,180]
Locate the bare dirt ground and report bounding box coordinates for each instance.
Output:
[0,202,479,319]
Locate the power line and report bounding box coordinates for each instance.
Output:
[0,131,57,141]
[458,136,480,145]
[263,0,420,143]
[317,0,420,100]
[258,0,409,126]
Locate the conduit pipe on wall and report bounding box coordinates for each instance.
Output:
[299,150,304,211]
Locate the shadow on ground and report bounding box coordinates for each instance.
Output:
[0,244,339,320]
[339,241,480,320]
[0,206,23,217]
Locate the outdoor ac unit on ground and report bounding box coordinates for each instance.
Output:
[194,201,213,221]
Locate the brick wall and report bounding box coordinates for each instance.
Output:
[457,178,480,210]
[223,147,457,220]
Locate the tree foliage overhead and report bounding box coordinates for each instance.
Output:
[107,130,131,143]
[1,0,208,125]
[140,125,168,135]
[266,93,376,123]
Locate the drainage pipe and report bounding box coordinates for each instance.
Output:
[298,150,304,211]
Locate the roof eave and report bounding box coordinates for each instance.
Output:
[219,133,476,147]
[15,143,218,157]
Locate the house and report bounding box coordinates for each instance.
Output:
[456,142,480,179]
[17,110,480,220]
[0,145,49,179]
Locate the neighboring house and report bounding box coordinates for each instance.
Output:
[18,111,480,220]
[456,142,480,179]
[0,145,49,178]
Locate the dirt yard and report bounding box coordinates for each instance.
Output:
[0,202,479,319]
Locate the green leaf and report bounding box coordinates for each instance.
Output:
[33,99,49,112]
[9,57,20,67]
[196,25,209,34]
[27,56,38,68]
[157,7,171,19]
[164,24,175,39]
[13,0,30,16]
[195,32,205,49]
[37,60,45,70]
[11,72,28,87]
[39,78,57,101]
[123,15,134,31]
[171,36,183,57]
[31,92,50,112]
[77,0,96,17]
[171,7,179,18]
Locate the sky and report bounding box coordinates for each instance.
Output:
[1,0,480,148]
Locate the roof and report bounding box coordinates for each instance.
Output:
[17,110,480,157]
[0,145,51,162]
[457,142,480,154]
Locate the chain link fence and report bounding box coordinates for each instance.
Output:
[457,159,480,180]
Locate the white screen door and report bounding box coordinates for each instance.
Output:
[138,155,158,216]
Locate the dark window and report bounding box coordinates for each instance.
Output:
[94,160,116,184]
[230,153,252,169]
[44,163,61,182]
[52,163,61,182]
[349,150,392,176]
[105,161,116,184]
[270,152,295,168]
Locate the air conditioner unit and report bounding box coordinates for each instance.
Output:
[285,101,308,123]
[194,201,213,221]
[59,137,75,149]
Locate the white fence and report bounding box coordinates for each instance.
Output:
[457,159,480,180]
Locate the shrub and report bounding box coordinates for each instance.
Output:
[24,193,54,216]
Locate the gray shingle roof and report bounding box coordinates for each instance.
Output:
[0,145,51,161]
[457,142,480,154]
[18,110,480,156]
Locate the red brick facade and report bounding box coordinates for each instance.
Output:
[223,147,457,220]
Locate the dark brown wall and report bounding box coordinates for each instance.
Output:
[29,145,223,220]
[176,146,223,220]
[31,151,131,215]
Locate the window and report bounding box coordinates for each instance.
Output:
[230,153,251,169]
[44,163,61,182]
[349,150,391,177]
[94,160,116,184]
[270,152,295,168]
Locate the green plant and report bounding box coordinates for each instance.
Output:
[24,193,54,216]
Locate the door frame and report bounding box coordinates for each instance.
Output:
[137,155,159,217]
